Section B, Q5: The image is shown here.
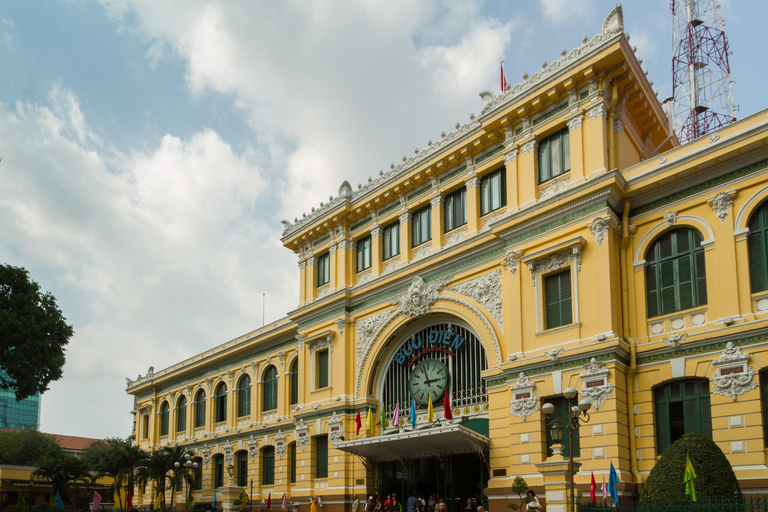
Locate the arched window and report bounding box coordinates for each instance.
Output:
[761,372,768,446]
[194,390,206,428]
[176,396,187,433]
[289,360,299,406]
[262,446,275,485]
[654,379,712,454]
[646,228,707,317]
[215,383,227,423]
[159,402,170,436]
[193,457,203,490]
[748,202,768,293]
[263,366,278,411]
[213,454,224,489]
[236,451,248,487]
[237,376,251,418]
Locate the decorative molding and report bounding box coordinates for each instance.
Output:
[708,133,720,143]
[663,211,677,227]
[567,113,584,131]
[356,311,394,362]
[445,227,469,247]
[539,177,570,200]
[307,334,334,357]
[509,372,539,421]
[662,332,687,349]
[579,358,613,410]
[295,418,310,451]
[707,190,736,222]
[588,102,607,121]
[371,227,383,238]
[335,317,355,335]
[447,270,503,330]
[501,251,522,275]
[399,212,412,224]
[527,245,582,285]
[588,217,610,246]
[383,258,402,273]
[277,352,286,367]
[521,139,538,156]
[317,284,331,299]
[296,334,305,351]
[412,244,433,262]
[545,348,564,362]
[329,244,337,255]
[274,430,286,459]
[481,210,506,230]
[223,440,234,465]
[465,176,479,190]
[504,148,519,164]
[356,269,374,286]
[201,445,211,468]
[711,342,757,401]
[247,436,258,462]
[430,195,444,208]
[328,412,344,445]
[390,276,452,318]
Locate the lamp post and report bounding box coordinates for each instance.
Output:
[174,452,198,512]
[542,387,592,512]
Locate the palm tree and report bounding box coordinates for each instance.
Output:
[135,450,175,510]
[83,439,148,510]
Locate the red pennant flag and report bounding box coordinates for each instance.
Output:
[500,61,506,92]
[356,410,362,435]
[590,472,596,504]
[443,390,453,420]
[126,491,133,510]
[267,492,272,511]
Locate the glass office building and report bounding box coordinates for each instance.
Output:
[0,370,41,429]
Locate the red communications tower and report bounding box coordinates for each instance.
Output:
[671,0,736,143]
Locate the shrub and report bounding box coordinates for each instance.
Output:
[3,506,22,512]
[506,476,534,510]
[33,504,53,512]
[641,433,740,501]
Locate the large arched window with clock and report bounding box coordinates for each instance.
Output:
[379,319,488,430]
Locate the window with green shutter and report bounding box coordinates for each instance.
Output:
[237,375,251,417]
[159,402,170,436]
[194,457,203,490]
[544,270,572,329]
[315,435,329,478]
[383,222,400,260]
[215,383,227,422]
[356,236,372,272]
[214,454,224,489]
[237,451,248,487]
[654,379,712,454]
[317,253,331,286]
[289,359,299,405]
[444,187,467,232]
[748,202,768,293]
[263,366,278,411]
[538,128,570,183]
[761,372,768,447]
[645,228,707,318]
[176,396,187,433]
[317,350,329,389]
[412,206,431,247]
[194,391,206,428]
[480,167,506,215]
[289,443,297,483]
[262,446,275,485]
[544,397,580,458]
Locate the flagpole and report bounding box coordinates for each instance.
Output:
[250,480,253,512]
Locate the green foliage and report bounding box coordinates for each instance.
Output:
[0,264,74,401]
[506,476,533,511]
[641,433,740,501]
[2,505,22,512]
[0,428,64,466]
[82,438,148,510]
[33,503,53,512]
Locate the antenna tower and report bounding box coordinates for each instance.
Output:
[671,0,736,143]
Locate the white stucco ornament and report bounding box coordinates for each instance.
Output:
[447,270,503,330]
[509,372,539,421]
[579,358,613,410]
[712,342,757,401]
[274,430,286,459]
[391,276,452,318]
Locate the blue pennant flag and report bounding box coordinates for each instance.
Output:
[410,398,416,429]
[212,492,217,510]
[608,462,620,503]
[55,491,64,509]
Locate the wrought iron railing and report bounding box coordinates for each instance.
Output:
[580,494,760,512]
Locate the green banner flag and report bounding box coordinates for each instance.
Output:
[684,453,697,502]
[18,490,26,509]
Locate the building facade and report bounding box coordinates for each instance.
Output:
[126,6,768,512]
[0,370,40,430]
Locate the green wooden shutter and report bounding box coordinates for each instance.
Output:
[677,255,694,311]
[660,260,677,315]
[655,399,670,453]
[748,206,768,292]
[646,264,659,318]
[318,350,329,388]
[316,436,328,478]
[561,272,572,325]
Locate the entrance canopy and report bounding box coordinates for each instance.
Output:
[334,423,490,462]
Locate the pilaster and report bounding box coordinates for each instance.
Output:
[519,138,539,206]
[566,113,585,181]
[465,174,480,233]
[371,226,383,275]
[399,211,412,262]
[431,194,444,250]
[504,147,519,210]
[585,101,608,175]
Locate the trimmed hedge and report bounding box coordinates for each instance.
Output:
[640,433,740,501]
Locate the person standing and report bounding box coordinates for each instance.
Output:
[352,495,360,512]
[526,491,541,512]
[311,497,320,512]
[406,493,419,512]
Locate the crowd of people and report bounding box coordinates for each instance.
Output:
[350,492,489,512]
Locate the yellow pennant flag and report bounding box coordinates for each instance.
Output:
[366,407,374,432]
[240,490,249,511]
[154,493,163,511]
[428,393,433,423]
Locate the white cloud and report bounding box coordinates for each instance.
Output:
[537,0,595,25]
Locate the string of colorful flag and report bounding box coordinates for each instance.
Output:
[355,389,454,436]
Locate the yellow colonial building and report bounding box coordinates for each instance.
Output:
[126,6,768,512]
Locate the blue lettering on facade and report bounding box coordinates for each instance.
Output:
[396,328,469,365]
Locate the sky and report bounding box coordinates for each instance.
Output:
[1,0,766,439]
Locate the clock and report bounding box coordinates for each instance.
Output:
[409,358,449,405]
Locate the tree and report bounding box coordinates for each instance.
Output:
[0,264,74,401]
[82,438,148,510]
[641,433,740,501]
[506,476,533,510]
[32,455,93,509]
[0,428,64,466]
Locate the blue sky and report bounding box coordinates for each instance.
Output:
[0,0,765,439]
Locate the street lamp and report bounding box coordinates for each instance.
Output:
[174,453,198,512]
[542,388,591,512]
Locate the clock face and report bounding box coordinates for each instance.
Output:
[409,358,449,405]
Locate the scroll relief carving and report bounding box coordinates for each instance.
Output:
[328,411,344,445]
[528,246,581,285]
[588,217,610,246]
[545,348,564,362]
[445,227,468,247]
[510,372,539,420]
[223,440,234,465]
[390,276,452,318]
[712,342,757,401]
[201,445,211,468]
[247,436,258,462]
[663,211,677,227]
[356,311,393,361]
[501,251,522,275]
[446,270,503,330]
[539,177,570,201]
[579,358,613,410]
[274,430,286,459]
[707,191,735,222]
[294,418,310,451]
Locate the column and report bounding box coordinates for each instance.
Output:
[226,377,236,427]
[566,113,585,181]
[584,101,608,175]
[535,449,581,512]
[518,138,538,207]
[298,260,307,305]
[711,192,739,319]
[431,194,444,250]
[329,244,338,289]
[465,174,480,233]
[504,148,519,210]
[399,211,412,262]
[371,226,383,275]
[337,238,352,288]
[306,256,318,300]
